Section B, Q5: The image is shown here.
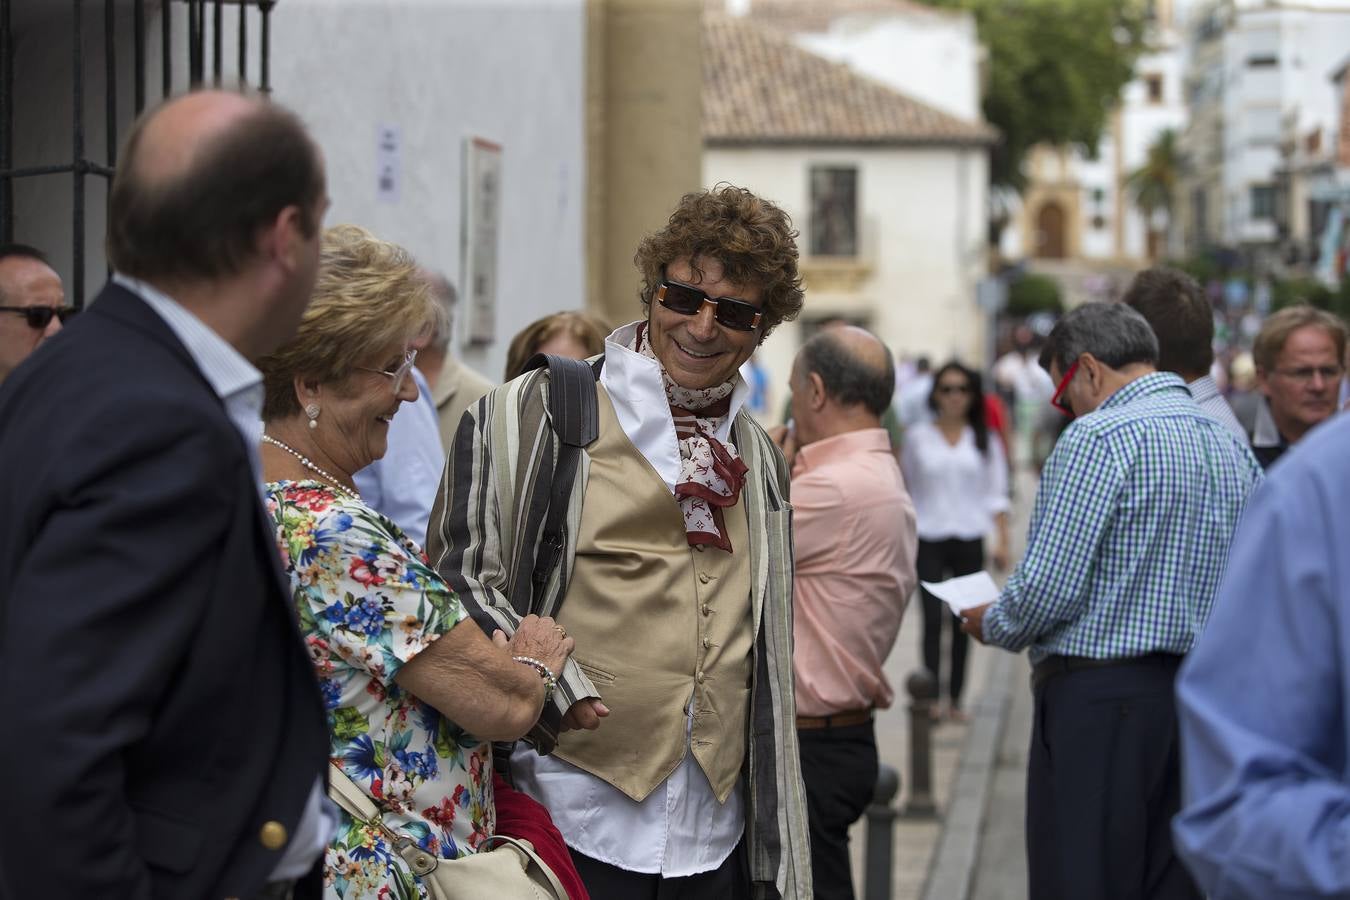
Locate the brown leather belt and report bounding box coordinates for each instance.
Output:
[795,708,873,730]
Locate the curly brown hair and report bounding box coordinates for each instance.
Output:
[633,184,804,339]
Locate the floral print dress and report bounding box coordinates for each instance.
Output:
[266,480,495,900]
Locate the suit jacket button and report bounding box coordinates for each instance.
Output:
[259,820,288,851]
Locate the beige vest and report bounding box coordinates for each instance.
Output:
[553,386,754,803]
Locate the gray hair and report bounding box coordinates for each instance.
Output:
[1038,302,1159,375]
[422,271,456,352]
[798,329,895,416]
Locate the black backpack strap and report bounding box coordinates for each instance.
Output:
[496,353,601,781]
[529,353,602,603]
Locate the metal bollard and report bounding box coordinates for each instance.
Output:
[863,763,900,900]
[902,667,938,818]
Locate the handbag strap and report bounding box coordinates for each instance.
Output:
[328,761,383,823]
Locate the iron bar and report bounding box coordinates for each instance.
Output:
[187,0,200,86]
[105,0,116,167]
[213,0,222,85]
[259,0,273,95]
[0,0,11,243]
[73,0,86,307]
[863,765,900,900]
[133,0,145,112]
[0,163,115,179]
[901,668,938,818]
[161,0,171,96]
[237,0,246,86]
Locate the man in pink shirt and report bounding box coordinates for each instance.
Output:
[773,326,918,900]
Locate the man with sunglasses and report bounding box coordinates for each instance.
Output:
[0,243,69,387]
[958,302,1262,900]
[429,185,813,898]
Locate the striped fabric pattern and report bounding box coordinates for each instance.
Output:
[984,372,1264,664]
[425,368,812,899]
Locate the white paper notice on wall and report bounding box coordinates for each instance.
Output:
[920,571,1000,618]
[376,124,400,205]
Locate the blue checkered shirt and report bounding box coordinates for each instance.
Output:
[983,372,1263,663]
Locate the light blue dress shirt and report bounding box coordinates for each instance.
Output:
[1173,413,1350,898]
[353,365,445,549]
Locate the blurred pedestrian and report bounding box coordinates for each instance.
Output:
[902,361,1010,722]
[893,354,932,429]
[1250,305,1346,468]
[428,185,813,898]
[1173,409,1350,898]
[0,90,331,899]
[1122,266,1246,440]
[960,303,1262,900]
[502,310,608,381]
[776,326,916,900]
[0,243,69,386]
[421,272,494,448]
[258,223,585,899]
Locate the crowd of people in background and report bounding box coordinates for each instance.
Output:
[2,87,1350,900]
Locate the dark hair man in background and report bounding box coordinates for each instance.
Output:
[0,243,68,386]
[1121,266,1246,440]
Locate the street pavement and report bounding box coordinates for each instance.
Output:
[843,466,1038,900]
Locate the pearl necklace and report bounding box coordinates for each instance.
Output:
[261,433,362,502]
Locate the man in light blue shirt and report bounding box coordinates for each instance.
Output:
[1174,413,1350,898]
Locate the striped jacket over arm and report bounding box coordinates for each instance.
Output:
[425,367,812,900]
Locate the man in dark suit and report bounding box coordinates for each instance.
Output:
[0,90,331,899]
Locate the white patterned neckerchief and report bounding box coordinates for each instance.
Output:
[632,323,748,553]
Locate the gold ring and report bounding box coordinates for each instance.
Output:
[555,626,567,637]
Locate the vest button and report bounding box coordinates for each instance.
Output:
[696,671,706,684]
[259,820,288,851]
[698,572,711,584]
[703,637,712,649]
[702,604,711,616]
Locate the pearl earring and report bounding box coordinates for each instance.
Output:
[305,404,320,429]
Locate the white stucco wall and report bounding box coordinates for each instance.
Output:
[705,144,989,421]
[271,0,586,381]
[792,8,982,122]
[9,0,586,382]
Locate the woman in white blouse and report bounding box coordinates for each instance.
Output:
[900,361,1011,721]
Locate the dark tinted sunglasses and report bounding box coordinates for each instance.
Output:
[657,280,762,332]
[0,305,75,329]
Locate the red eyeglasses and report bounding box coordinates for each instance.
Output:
[1050,360,1079,417]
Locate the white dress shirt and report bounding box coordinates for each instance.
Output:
[510,321,749,877]
[1186,374,1247,441]
[114,274,335,881]
[354,365,445,548]
[900,421,1010,542]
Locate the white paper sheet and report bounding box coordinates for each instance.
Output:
[921,571,1001,617]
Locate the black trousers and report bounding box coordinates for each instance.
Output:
[1026,656,1201,900]
[798,721,879,900]
[917,537,984,706]
[569,839,750,900]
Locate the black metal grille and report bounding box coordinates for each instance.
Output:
[0,0,277,308]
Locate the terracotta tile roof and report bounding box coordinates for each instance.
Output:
[703,13,998,147]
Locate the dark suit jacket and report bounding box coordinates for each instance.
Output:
[0,282,329,899]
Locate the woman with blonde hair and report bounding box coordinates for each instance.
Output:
[257,224,587,900]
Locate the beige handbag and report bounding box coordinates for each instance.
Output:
[327,762,568,900]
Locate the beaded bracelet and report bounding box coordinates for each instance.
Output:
[512,655,557,702]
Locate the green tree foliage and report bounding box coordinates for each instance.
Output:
[922,0,1146,190]
[1007,272,1065,316]
[1127,128,1180,219]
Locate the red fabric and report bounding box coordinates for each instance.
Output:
[984,394,1011,457]
[492,772,590,900]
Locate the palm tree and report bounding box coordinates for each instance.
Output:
[1126,128,1180,259]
